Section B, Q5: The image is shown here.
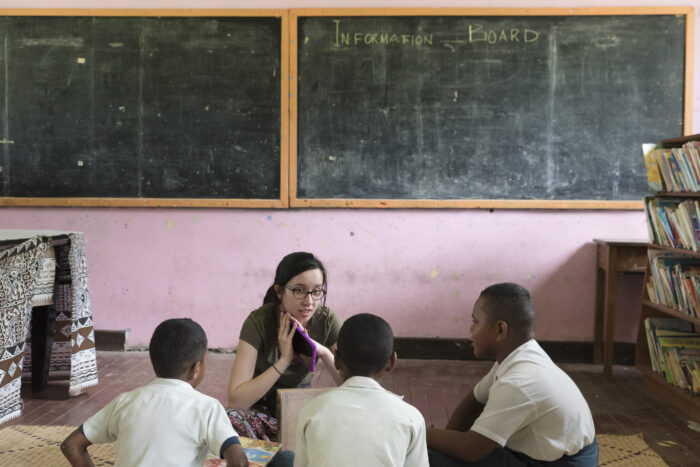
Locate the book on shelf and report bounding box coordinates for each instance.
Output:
[645,141,700,192]
[647,249,700,317]
[644,197,700,251]
[644,318,695,373]
[658,335,700,388]
[644,318,700,393]
[643,143,663,191]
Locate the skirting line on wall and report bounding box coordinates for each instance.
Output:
[95,331,636,365]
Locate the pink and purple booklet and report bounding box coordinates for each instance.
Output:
[291,324,317,372]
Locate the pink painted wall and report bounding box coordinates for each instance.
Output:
[0,0,688,347]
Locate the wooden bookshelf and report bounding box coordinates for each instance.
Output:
[637,279,700,423]
[648,242,700,259]
[638,365,700,421]
[641,300,700,325]
[637,135,700,422]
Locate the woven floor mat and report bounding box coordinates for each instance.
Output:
[0,424,669,466]
[0,425,115,466]
[597,433,669,466]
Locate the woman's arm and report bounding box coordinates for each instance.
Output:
[227,312,296,408]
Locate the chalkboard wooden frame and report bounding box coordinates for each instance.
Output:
[0,9,289,208]
[289,7,695,210]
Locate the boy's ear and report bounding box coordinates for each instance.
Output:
[334,351,343,371]
[334,351,350,381]
[189,360,202,381]
[383,351,397,373]
[495,320,508,341]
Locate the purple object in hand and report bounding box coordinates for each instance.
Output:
[283,311,317,372]
[291,324,317,372]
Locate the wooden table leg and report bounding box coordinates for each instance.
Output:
[593,258,605,364]
[603,247,617,377]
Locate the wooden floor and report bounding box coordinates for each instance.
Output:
[5,350,700,467]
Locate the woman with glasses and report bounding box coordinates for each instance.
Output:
[226,252,343,443]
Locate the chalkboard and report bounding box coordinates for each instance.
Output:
[0,14,284,205]
[294,12,689,206]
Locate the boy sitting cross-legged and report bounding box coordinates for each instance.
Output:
[61,318,248,467]
[294,313,429,467]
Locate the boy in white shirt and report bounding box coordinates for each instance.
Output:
[427,283,598,467]
[295,313,429,467]
[61,318,248,467]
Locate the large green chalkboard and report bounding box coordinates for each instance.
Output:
[296,14,687,202]
[0,15,282,202]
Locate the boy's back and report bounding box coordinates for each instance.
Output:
[295,313,429,467]
[296,376,427,466]
[62,318,247,467]
[83,378,235,466]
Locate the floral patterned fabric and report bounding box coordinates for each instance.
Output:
[226,407,278,441]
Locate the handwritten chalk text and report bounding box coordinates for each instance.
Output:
[331,20,540,48]
[468,24,539,44]
[334,20,433,48]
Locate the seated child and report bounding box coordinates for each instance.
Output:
[294,313,429,467]
[427,283,598,467]
[61,318,248,467]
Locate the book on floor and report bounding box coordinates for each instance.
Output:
[203,437,281,466]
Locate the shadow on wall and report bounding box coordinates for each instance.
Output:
[530,242,643,362]
[523,242,597,343]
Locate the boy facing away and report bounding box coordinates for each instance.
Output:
[427,283,598,467]
[61,318,248,467]
[294,313,429,467]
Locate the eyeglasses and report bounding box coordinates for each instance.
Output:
[283,285,326,300]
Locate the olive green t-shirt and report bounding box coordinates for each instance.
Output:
[239,302,341,390]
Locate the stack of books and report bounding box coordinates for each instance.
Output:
[646,250,700,318]
[645,197,700,250]
[644,317,700,394]
[644,141,700,192]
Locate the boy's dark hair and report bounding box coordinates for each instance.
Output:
[479,282,535,336]
[149,318,208,378]
[336,313,393,377]
[263,252,328,308]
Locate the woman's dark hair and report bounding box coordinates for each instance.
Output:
[263,252,327,308]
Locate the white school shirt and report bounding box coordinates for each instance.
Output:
[471,340,595,462]
[295,376,429,467]
[82,378,239,467]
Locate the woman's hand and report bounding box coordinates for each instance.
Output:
[285,313,324,354]
[278,311,296,366]
[280,312,343,385]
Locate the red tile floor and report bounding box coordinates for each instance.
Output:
[5,351,700,466]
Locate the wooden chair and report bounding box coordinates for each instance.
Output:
[276,387,330,451]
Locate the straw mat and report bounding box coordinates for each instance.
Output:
[597,432,669,466]
[0,424,669,466]
[0,425,114,466]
